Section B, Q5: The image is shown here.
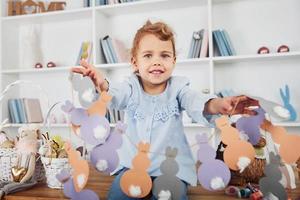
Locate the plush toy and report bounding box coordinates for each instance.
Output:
[12,124,39,183]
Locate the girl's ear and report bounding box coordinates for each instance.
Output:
[131,57,139,73]
[173,56,176,64]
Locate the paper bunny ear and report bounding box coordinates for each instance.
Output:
[138,142,150,152]
[165,147,177,158]
[280,85,289,103]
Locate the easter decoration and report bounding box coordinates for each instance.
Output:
[196,134,231,191]
[216,115,256,172]
[152,147,185,200]
[56,169,99,200]
[279,85,297,121]
[259,152,287,200]
[120,142,152,198]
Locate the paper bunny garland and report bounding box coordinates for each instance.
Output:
[261,119,300,164]
[62,100,111,146]
[152,147,185,200]
[90,121,126,174]
[70,73,98,108]
[64,142,89,192]
[279,85,297,121]
[259,152,287,200]
[56,169,99,200]
[120,142,152,198]
[196,134,231,191]
[236,107,266,145]
[216,116,255,172]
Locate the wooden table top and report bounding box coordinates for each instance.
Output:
[4,166,300,200]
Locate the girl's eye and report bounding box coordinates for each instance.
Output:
[144,54,152,58]
[162,54,171,58]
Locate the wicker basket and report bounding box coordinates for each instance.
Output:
[0,147,46,183]
[41,157,70,189]
[0,148,18,182]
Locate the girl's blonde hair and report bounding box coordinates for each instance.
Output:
[131,20,176,59]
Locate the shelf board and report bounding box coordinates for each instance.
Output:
[95,0,205,16]
[272,121,300,127]
[1,66,73,74]
[213,51,300,64]
[1,7,93,24]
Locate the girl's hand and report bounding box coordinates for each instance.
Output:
[204,95,259,115]
[71,60,109,92]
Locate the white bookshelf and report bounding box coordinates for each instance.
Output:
[0,0,299,135]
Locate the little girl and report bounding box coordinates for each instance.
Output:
[72,21,238,200]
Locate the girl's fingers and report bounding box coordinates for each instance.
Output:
[71,67,85,74]
[80,59,92,69]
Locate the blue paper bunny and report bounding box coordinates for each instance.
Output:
[280,85,297,121]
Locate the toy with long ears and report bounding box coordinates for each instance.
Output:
[56,169,99,200]
[196,134,231,191]
[216,116,255,172]
[120,142,152,198]
[90,122,126,174]
[152,147,185,200]
[280,85,297,121]
[259,152,287,200]
[236,107,266,145]
[261,119,300,164]
[64,142,89,192]
[62,101,111,146]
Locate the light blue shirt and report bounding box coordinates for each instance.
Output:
[108,74,213,186]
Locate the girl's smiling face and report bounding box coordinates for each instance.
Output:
[132,34,176,94]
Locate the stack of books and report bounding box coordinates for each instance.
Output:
[105,109,125,123]
[187,29,209,58]
[96,0,140,5]
[100,35,129,64]
[213,29,236,57]
[8,98,43,123]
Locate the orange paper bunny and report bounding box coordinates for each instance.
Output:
[261,119,300,164]
[64,142,89,192]
[216,116,255,172]
[120,142,152,198]
[87,91,112,116]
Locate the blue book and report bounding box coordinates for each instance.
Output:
[187,32,196,58]
[216,30,229,56]
[8,99,16,123]
[194,29,204,58]
[219,29,232,56]
[213,31,222,56]
[106,37,119,63]
[100,38,112,63]
[15,99,26,123]
[11,99,20,123]
[223,29,236,55]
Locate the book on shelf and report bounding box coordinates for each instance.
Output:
[213,29,235,57]
[100,35,129,64]
[8,98,43,124]
[96,0,140,5]
[188,29,208,59]
[75,41,93,65]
